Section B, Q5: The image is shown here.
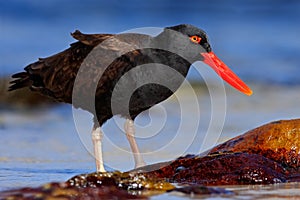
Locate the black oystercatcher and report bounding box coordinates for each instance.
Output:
[9,24,252,172]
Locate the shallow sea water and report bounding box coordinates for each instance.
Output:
[1,83,300,199]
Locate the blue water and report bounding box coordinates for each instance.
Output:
[1,1,300,199]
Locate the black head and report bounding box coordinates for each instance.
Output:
[166,24,212,53]
[159,24,252,96]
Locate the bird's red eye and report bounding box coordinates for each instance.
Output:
[190,35,202,44]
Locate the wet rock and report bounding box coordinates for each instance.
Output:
[175,166,187,173]
[66,171,175,191]
[148,153,287,185]
[0,172,231,199]
[143,119,300,185]
[0,182,146,200]
[209,119,300,170]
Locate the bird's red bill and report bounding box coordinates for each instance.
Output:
[201,52,253,96]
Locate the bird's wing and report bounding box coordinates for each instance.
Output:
[9,31,114,104]
[9,30,152,112]
[70,32,152,95]
[71,30,113,46]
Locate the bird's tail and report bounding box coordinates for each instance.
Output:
[8,71,31,91]
[8,58,46,92]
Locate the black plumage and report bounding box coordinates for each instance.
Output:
[9,24,252,171]
[9,24,210,126]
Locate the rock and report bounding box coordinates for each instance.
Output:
[148,153,287,185]
[66,171,175,191]
[209,119,300,170]
[0,182,146,200]
[0,172,231,199]
[143,119,300,185]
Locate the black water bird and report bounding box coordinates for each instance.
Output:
[9,24,252,172]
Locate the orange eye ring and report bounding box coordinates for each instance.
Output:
[190,35,201,44]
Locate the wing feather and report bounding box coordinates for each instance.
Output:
[9,31,114,103]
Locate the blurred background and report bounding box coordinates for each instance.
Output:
[0,0,300,191]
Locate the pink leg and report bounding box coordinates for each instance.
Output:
[92,126,106,172]
[124,119,146,168]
